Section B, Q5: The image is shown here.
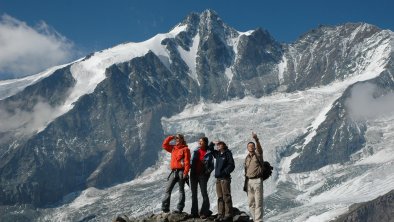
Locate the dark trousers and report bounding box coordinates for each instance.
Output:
[190,174,210,216]
[216,178,233,218]
[162,170,185,211]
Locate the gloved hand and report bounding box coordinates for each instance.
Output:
[183,174,190,187]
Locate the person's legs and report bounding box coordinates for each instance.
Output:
[216,179,224,218]
[253,178,264,222]
[221,179,233,219]
[199,175,210,216]
[190,175,199,216]
[176,170,186,212]
[247,178,256,221]
[162,172,178,212]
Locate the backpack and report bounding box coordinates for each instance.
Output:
[244,156,273,181]
[262,161,273,181]
[243,160,273,192]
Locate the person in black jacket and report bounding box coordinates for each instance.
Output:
[208,141,235,222]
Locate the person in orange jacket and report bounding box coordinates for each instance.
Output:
[161,134,191,213]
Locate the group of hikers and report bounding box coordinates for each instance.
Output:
[161,132,265,222]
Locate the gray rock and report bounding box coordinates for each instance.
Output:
[331,189,394,222]
[129,207,250,222]
[282,23,383,91]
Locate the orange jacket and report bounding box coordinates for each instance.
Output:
[162,136,191,176]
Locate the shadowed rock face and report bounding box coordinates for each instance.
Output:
[0,66,76,154]
[0,9,392,209]
[0,51,195,206]
[228,28,282,98]
[282,23,383,91]
[289,86,368,173]
[332,190,394,222]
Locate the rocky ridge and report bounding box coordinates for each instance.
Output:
[114,208,250,222]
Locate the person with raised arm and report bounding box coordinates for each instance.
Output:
[244,132,264,222]
[161,134,191,214]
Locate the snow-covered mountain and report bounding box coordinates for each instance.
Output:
[0,9,393,221]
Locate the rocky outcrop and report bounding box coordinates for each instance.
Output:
[331,190,394,222]
[115,208,250,222]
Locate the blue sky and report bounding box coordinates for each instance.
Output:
[0,0,393,78]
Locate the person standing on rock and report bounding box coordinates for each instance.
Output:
[209,141,235,222]
[161,134,191,213]
[244,132,264,222]
[190,136,214,219]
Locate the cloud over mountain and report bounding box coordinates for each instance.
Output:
[0,14,76,79]
[346,82,394,120]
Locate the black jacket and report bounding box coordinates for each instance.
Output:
[208,142,235,179]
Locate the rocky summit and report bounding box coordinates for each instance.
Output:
[114,208,250,222]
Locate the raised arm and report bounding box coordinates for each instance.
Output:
[253,132,263,160]
[208,142,219,158]
[162,136,175,153]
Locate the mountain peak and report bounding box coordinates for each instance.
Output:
[200,9,220,21]
[181,9,219,24]
[293,22,383,45]
[174,9,236,37]
[168,9,238,50]
[198,9,228,32]
[179,12,200,27]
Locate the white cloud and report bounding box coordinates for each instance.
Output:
[0,14,77,79]
[0,98,62,136]
[346,82,394,120]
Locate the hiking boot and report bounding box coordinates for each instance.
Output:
[162,209,170,213]
[214,215,223,222]
[200,214,208,219]
[190,214,199,218]
[222,216,232,222]
[172,209,182,214]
